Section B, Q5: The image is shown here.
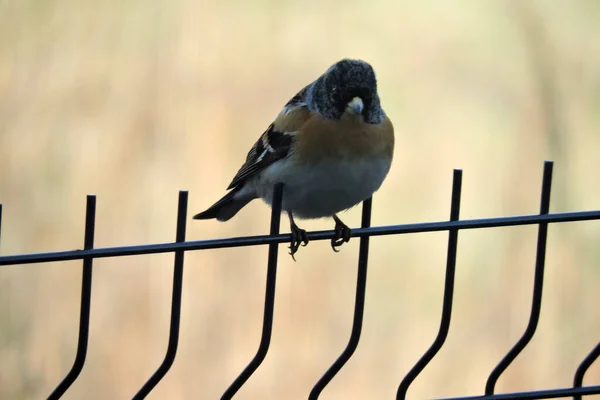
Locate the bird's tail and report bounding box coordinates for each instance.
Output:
[193,186,255,222]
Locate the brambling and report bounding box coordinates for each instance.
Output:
[194,59,394,259]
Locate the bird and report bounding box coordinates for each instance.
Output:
[193,59,394,259]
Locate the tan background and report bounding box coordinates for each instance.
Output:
[1,0,600,399]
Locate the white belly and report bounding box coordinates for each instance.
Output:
[252,156,392,219]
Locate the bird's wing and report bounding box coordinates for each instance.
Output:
[226,85,313,190]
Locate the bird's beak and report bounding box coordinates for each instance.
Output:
[346,96,364,115]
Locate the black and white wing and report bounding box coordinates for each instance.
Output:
[226,85,312,190]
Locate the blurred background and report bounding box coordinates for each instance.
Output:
[1,0,600,398]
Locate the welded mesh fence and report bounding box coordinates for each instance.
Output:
[0,160,599,399]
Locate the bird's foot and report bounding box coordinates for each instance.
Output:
[289,221,309,261]
[331,215,351,252]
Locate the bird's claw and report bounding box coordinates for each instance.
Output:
[331,219,351,252]
[289,224,309,261]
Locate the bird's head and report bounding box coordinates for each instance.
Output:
[307,59,384,124]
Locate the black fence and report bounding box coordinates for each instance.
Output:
[1,160,599,400]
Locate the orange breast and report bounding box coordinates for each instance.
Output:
[294,114,394,164]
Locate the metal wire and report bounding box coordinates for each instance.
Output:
[437,384,600,400]
[0,161,598,399]
[396,169,462,400]
[48,195,97,400]
[485,161,553,394]
[133,191,189,399]
[2,211,600,267]
[573,341,600,400]
[308,196,373,399]
[221,183,284,399]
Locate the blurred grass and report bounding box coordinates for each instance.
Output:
[1,0,600,398]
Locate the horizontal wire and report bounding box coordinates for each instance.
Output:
[1,210,599,266]
[1,210,599,265]
[435,384,600,400]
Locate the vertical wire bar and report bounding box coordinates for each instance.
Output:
[485,160,553,395]
[308,196,373,400]
[48,195,96,400]
[573,341,600,400]
[397,169,463,400]
[133,191,188,399]
[221,183,283,400]
[0,203,3,246]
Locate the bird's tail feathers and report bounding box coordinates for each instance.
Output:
[193,186,255,222]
